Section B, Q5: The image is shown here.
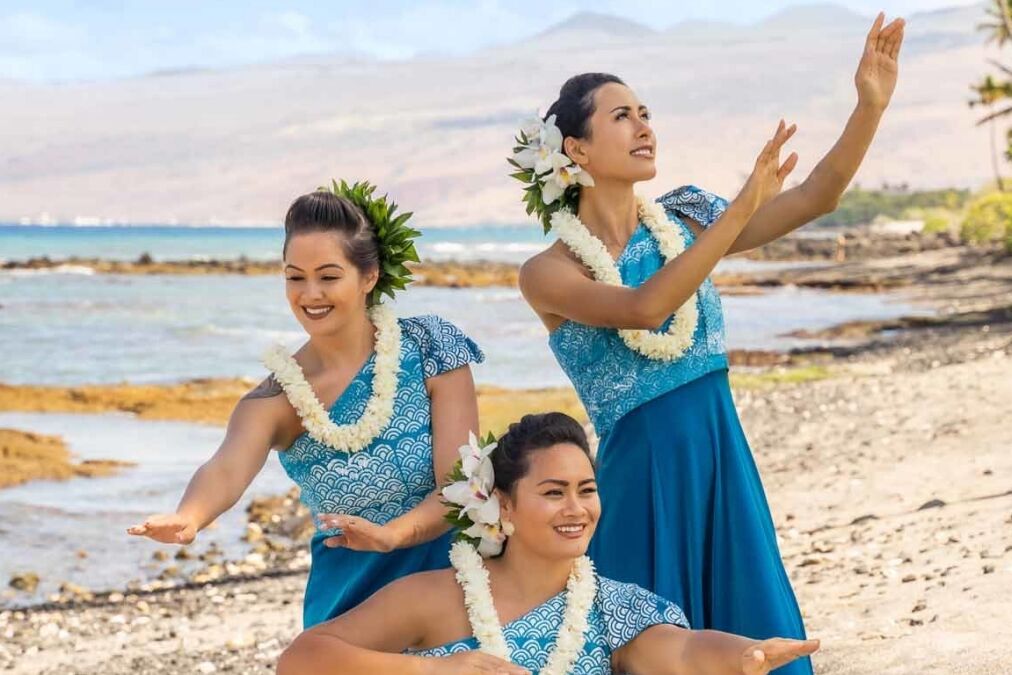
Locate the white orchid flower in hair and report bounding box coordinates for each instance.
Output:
[541,154,594,205]
[464,520,506,557]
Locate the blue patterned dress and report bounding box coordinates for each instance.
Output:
[277,315,484,627]
[410,577,688,673]
[549,186,812,674]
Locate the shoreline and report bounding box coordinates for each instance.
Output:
[0,234,981,294]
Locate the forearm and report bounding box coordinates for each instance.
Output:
[634,199,754,327]
[175,460,249,530]
[679,630,755,674]
[730,102,886,253]
[805,101,884,208]
[385,490,453,549]
[278,632,433,675]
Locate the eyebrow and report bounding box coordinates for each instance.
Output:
[537,478,597,487]
[284,263,345,272]
[610,105,649,113]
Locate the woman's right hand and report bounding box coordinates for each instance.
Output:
[127,512,198,544]
[736,119,799,216]
[431,652,531,675]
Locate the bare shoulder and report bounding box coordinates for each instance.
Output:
[242,375,284,401]
[376,568,463,622]
[519,242,585,295]
[231,376,301,447]
[392,568,462,603]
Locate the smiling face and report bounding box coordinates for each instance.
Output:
[283,231,378,337]
[564,82,657,185]
[498,442,600,561]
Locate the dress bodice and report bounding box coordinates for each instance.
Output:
[277,315,484,530]
[548,185,730,439]
[410,577,689,673]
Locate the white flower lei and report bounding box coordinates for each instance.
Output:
[261,304,401,453]
[449,541,596,674]
[550,195,699,361]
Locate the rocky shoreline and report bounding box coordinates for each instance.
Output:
[0,232,980,294]
[0,257,519,288]
[0,429,134,490]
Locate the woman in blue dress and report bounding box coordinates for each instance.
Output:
[128,182,484,627]
[276,412,819,674]
[513,14,905,674]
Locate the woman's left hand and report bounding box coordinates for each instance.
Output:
[740,638,820,674]
[854,12,905,112]
[318,514,400,552]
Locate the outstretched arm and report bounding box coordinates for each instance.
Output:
[277,573,529,675]
[127,385,284,544]
[728,12,905,254]
[615,624,820,675]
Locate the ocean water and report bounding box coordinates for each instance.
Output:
[0,224,545,264]
[0,411,291,605]
[0,270,931,389]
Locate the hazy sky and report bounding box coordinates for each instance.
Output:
[0,0,978,82]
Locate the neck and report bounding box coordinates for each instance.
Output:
[575,179,639,248]
[489,540,576,605]
[305,308,376,372]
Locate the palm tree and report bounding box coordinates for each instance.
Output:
[971,0,1012,191]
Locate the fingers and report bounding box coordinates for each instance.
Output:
[319,514,363,530]
[761,638,821,667]
[323,535,347,548]
[888,22,905,61]
[127,515,183,535]
[865,11,885,51]
[876,17,904,55]
[778,152,799,182]
[758,120,796,163]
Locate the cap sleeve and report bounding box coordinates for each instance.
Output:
[657,184,729,229]
[400,315,485,379]
[598,578,690,652]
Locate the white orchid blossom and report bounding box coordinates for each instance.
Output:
[443,431,507,556]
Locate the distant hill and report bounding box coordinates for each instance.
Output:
[0,3,994,227]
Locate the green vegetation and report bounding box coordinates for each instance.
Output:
[811,186,971,228]
[960,191,1012,251]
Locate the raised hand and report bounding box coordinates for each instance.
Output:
[740,637,820,674]
[434,652,531,675]
[127,512,198,545]
[737,119,799,215]
[855,12,905,111]
[318,514,400,553]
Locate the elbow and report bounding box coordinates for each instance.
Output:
[815,195,841,216]
[277,633,328,675]
[628,295,671,331]
[803,182,841,217]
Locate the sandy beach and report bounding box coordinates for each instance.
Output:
[2,244,1010,674]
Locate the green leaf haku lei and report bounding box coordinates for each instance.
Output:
[319,179,422,305]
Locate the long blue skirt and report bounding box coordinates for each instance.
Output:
[302,530,453,628]
[588,369,813,674]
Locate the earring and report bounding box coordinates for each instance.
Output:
[501,520,515,536]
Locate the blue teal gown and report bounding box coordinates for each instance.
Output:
[549,186,813,674]
[410,576,688,673]
[277,315,484,627]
